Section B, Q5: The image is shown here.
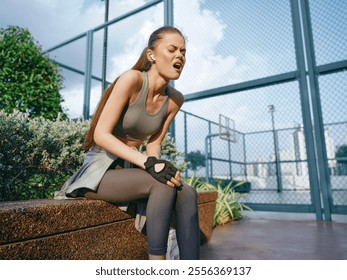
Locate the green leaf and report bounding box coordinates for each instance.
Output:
[0,26,65,120]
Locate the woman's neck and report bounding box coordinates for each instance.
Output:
[147,69,169,96]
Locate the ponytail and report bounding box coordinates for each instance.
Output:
[132,47,152,72]
[82,77,119,150]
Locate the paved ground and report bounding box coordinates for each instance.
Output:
[200,211,347,260]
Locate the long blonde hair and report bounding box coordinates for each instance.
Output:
[82,26,185,150]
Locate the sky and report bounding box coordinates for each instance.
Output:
[1,0,346,164]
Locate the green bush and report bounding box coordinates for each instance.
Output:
[0,26,65,120]
[186,176,252,227]
[0,110,187,201]
[0,110,89,201]
[208,177,251,193]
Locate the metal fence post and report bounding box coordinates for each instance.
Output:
[228,139,232,179]
[290,0,323,220]
[101,0,109,92]
[205,135,210,183]
[164,0,176,140]
[274,130,282,192]
[83,30,93,119]
[300,0,333,221]
[269,105,283,192]
[243,133,248,180]
[164,0,174,26]
[184,112,188,178]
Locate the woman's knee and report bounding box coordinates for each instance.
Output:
[150,179,176,193]
[148,180,177,207]
[180,184,198,200]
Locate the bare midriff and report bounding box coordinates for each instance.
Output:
[116,135,143,150]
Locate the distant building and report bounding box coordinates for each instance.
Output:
[245,125,338,179]
[290,125,307,176]
[288,126,336,176]
[258,155,268,177]
[325,129,337,174]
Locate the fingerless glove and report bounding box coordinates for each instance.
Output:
[144,156,178,185]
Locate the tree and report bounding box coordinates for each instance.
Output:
[186,150,206,171]
[0,26,66,120]
[336,144,347,175]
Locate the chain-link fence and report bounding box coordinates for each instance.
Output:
[309,0,347,208]
[176,106,313,206]
[172,0,347,217]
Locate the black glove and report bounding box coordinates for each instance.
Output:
[144,156,178,185]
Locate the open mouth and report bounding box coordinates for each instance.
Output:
[173,62,183,71]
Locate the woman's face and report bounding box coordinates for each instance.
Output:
[152,32,186,80]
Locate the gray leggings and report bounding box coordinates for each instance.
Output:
[85,167,200,259]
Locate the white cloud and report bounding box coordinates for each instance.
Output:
[33,0,58,9]
[61,84,102,119]
[109,0,147,18]
[175,1,272,93]
[0,0,104,48]
[109,17,163,78]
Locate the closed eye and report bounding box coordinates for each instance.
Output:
[168,45,186,55]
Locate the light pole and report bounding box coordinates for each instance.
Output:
[101,0,109,92]
[268,105,282,193]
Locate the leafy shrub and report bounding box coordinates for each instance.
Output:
[185,150,205,172]
[208,177,251,193]
[0,110,89,201]
[0,110,187,201]
[0,26,65,120]
[186,176,252,227]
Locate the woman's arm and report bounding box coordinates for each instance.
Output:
[146,87,184,158]
[94,70,148,168]
[145,88,184,188]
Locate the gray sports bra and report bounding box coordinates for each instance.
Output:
[112,71,169,141]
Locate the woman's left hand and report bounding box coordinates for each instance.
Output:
[168,170,183,188]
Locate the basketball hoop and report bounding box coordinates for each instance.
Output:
[219,114,237,143]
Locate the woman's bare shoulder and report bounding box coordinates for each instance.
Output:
[167,86,184,108]
[107,70,144,103]
[118,69,143,89]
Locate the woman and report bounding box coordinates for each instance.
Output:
[56,26,200,260]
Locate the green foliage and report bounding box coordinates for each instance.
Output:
[0,26,65,120]
[208,177,251,193]
[0,110,89,201]
[186,176,252,227]
[0,110,187,201]
[336,144,347,175]
[186,150,205,171]
[336,145,347,163]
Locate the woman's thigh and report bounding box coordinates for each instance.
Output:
[84,168,161,203]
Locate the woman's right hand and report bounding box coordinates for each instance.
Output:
[144,157,182,188]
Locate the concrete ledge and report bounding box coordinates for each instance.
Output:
[0,219,148,260]
[197,191,218,243]
[0,191,217,260]
[0,199,132,244]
